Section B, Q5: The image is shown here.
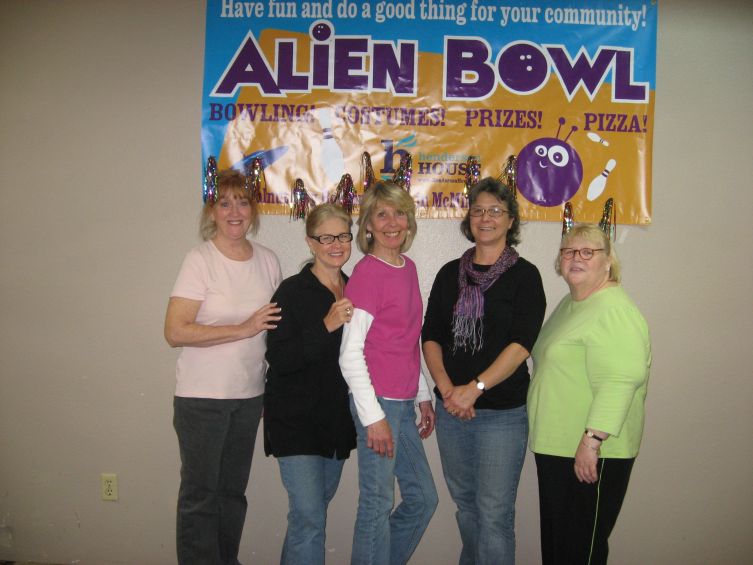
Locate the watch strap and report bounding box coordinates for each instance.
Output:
[585,429,605,442]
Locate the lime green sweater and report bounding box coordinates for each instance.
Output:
[528,286,651,458]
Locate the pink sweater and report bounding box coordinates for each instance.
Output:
[340,254,430,425]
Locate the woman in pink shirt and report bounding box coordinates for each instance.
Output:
[164,169,282,564]
[339,181,438,565]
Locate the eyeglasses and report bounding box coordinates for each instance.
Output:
[310,232,353,244]
[469,206,509,218]
[559,248,605,260]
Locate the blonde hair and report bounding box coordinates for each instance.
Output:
[199,169,259,241]
[555,224,621,283]
[306,203,353,237]
[356,181,417,254]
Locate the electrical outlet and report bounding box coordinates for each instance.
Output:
[101,473,118,501]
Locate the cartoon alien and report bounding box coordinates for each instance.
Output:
[517,117,583,207]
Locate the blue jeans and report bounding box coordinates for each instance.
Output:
[173,396,263,565]
[435,403,528,565]
[277,455,346,565]
[350,396,438,565]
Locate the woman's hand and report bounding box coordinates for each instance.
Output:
[574,439,600,483]
[165,298,280,347]
[367,418,394,458]
[323,298,354,333]
[417,400,435,439]
[443,383,480,420]
[239,302,282,337]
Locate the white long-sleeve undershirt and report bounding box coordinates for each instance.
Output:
[339,308,432,427]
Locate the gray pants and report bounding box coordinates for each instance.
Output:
[173,396,263,565]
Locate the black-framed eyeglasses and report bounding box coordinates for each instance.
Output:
[559,248,605,260]
[469,206,509,218]
[310,232,353,244]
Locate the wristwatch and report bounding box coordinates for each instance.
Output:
[474,378,486,392]
[585,429,605,442]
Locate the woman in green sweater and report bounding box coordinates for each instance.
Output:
[528,224,651,565]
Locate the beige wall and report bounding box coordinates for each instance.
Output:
[1,1,752,563]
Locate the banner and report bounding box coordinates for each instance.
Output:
[201,0,657,223]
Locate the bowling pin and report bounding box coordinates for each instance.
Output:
[587,159,617,201]
[586,132,610,147]
[315,108,346,185]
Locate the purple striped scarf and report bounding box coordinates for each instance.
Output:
[452,246,519,353]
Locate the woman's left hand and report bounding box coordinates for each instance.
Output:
[323,298,354,333]
[443,383,480,420]
[417,400,435,439]
[574,440,600,483]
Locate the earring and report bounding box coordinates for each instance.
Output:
[366,231,372,240]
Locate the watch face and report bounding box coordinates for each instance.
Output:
[476,380,485,390]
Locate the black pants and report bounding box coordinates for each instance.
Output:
[534,454,635,565]
[174,396,263,565]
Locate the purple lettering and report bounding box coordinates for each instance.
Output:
[209,103,223,120]
[372,42,417,95]
[444,38,496,100]
[497,41,549,94]
[547,46,615,100]
[333,38,369,91]
[312,43,330,87]
[613,50,649,103]
[212,32,280,96]
[275,41,308,91]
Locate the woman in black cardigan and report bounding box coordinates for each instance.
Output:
[264,203,357,565]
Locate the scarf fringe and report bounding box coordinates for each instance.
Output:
[452,316,484,354]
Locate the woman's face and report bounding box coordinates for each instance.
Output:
[469,191,513,248]
[211,190,253,242]
[367,201,409,255]
[560,235,611,292]
[307,217,352,271]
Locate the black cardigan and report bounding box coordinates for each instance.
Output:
[421,255,546,410]
[264,264,356,459]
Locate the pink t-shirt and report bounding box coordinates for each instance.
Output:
[345,254,423,399]
[170,240,281,399]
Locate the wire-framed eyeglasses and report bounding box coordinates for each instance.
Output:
[469,206,509,218]
[310,232,353,244]
[559,248,605,260]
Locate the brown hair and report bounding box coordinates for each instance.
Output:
[459,177,521,246]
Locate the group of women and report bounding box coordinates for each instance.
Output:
[164,170,651,565]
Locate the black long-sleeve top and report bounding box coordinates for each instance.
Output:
[264,264,356,459]
[421,255,546,410]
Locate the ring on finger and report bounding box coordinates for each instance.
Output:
[345,307,352,315]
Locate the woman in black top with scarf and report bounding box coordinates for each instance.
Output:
[422,178,546,565]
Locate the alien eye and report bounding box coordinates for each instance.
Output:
[548,146,569,167]
[535,145,547,157]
